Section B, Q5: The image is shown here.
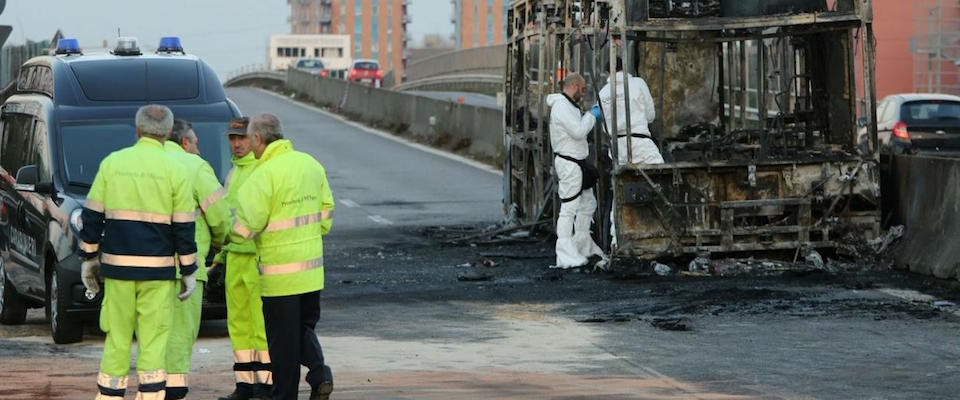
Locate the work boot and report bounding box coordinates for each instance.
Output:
[218,390,257,400]
[309,365,334,400]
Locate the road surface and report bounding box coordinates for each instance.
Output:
[1,88,959,399]
[229,87,503,250]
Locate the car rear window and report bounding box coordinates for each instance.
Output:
[298,60,324,69]
[71,59,200,101]
[354,62,379,70]
[901,100,960,126]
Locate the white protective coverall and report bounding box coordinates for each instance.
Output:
[546,93,606,268]
[599,72,665,165]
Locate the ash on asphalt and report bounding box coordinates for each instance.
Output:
[323,223,959,334]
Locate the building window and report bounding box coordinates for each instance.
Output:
[372,2,379,41]
[473,1,480,48]
[315,48,320,57]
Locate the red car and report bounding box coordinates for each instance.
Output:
[348,59,383,86]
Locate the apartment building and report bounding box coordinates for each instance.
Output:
[451,0,506,49]
[289,0,410,80]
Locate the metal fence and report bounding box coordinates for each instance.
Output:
[1,40,50,88]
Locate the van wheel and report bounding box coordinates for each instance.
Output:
[0,260,27,325]
[47,267,82,344]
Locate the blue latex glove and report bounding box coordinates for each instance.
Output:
[589,105,603,121]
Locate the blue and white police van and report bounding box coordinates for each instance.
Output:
[0,37,239,343]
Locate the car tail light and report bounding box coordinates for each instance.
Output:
[349,69,357,79]
[893,122,910,140]
[375,70,383,79]
[320,70,329,78]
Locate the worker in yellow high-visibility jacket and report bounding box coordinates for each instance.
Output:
[79,105,198,400]
[164,119,231,399]
[230,113,335,400]
[214,117,272,400]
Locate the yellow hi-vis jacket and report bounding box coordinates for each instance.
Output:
[164,141,231,282]
[79,137,198,280]
[213,151,258,266]
[230,140,334,297]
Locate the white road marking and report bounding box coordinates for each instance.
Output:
[368,215,394,225]
[253,88,503,177]
[340,199,359,208]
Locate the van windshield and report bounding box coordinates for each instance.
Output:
[60,121,228,189]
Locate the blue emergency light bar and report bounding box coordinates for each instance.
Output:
[55,38,82,55]
[157,36,184,54]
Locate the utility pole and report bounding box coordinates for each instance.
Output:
[0,0,10,49]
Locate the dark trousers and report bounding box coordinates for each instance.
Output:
[262,290,328,400]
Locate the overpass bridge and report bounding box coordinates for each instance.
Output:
[385,45,505,96]
[226,45,505,97]
[223,69,285,89]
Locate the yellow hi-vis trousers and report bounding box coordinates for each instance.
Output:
[96,279,176,400]
[164,283,203,400]
[226,252,272,395]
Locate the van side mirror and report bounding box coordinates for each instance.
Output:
[14,165,38,186]
[14,165,55,195]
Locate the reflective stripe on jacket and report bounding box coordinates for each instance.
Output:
[164,141,230,282]
[230,140,334,297]
[79,137,198,280]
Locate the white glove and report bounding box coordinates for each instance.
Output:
[178,273,197,301]
[80,258,101,297]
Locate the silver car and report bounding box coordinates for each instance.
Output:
[871,93,960,155]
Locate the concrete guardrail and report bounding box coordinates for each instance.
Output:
[887,154,960,281]
[286,69,504,164]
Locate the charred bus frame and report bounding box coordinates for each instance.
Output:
[504,0,880,260]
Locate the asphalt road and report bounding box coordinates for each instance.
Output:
[2,88,960,399]
[226,87,504,250]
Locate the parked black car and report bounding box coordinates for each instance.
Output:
[0,37,238,343]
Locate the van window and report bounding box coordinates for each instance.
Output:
[1,114,36,176]
[15,66,54,97]
[72,59,200,101]
[33,121,51,182]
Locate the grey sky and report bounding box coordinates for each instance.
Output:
[0,0,453,78]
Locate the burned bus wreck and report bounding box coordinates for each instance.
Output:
[504,0,880,260]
